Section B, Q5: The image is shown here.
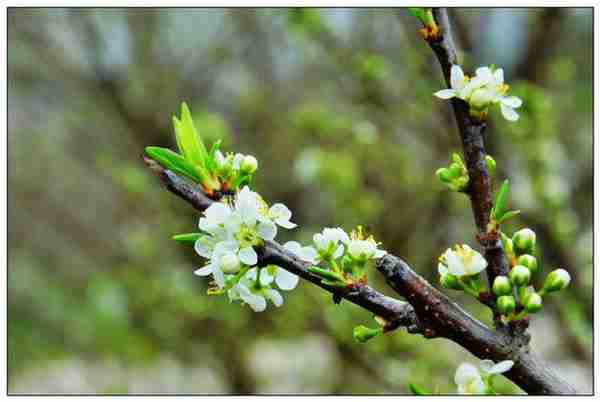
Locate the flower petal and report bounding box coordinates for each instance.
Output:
[450,65,465,90]
[300,246,319,264]
[434,89,456,100]
[259,268,274,286]
[264,288,284,307]
[194,238,213,258]
[374,249,386,259]
[500,103,519,122]
[493,68,504,84]
[239,246,258,266]
[501,96,522,108]
[194,264,213,276]
[269,203,292,221]
[205,202,232,224]
[446,250,466,276]
[455,362,481,386]
[283,241,302,255]
[257,220,277,240]
[475,66,493,82]
[465,251,488,275]
[212,266,226,288]
[276,268,299,290]
[486,360,514,374]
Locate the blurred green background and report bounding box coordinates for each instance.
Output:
[7,8,592,394]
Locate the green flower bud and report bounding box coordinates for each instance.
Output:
[240,155,258,173]
[436,167,452,183]
[492,276,512,296]
[449,163,463,178]
[497,295,516,315]
[455,176,469,191]
[512,228,536,255]
[517,254,538,274]
[500,232,514,256]
[353,325,383,343]
[523,292,543,313]
[441,274,463,290]
[509,265,531,287]
[451,153,462,164]
[542,269,571,293]
[485,155,496,174]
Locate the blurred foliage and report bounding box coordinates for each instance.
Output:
[8,8,592,394]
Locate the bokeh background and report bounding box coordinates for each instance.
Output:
[7,8,593,394]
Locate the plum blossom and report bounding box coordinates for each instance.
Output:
[434,64,523,122]
[439,244,487,277]
[455,360,514,394]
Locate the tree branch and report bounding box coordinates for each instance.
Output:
[143,155,576,394]
[143,156,420,333]
[428,7,509,305]
[377,254,575,394]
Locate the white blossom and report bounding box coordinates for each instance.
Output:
[454,360,513,395]
[283,240,319,265]
[347,238,386,261]
[439,245,487,277]
[268,203,297,229]
[434,64,523,122]
[227,267,291,312]
[309,227,350,261]
[193,186,297,296]
[455,363,487,394]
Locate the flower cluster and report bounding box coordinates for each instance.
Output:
[492,228,571,321]
[438,244,487,298]
[455,360,514,394]
[434,65,523,122]
[145,102,258,197]
[295,226,386,287]
[192,186,299,311]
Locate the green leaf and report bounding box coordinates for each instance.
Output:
[492,179,510,220]
[497,210,521,224]
[172,233,201,246]
[308,266,346,283]
[144,146,203,183]
[173,102,208,167]
[205,140,223,172]
[408,383,430,395]
[407,8,426,20]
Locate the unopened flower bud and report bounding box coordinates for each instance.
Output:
[353,325,382,343]
[455,176,469,191]
[509,265,531,287]
[240,155,258,173]
[449,163,463,178]
[517,254,538,274]
[512,228,536,255]
[501,232,514,256]
[485,155,496,174]
[492,276,512,296]
[523,292,543,313]
[542,269,571,293]
[497,295,516,314]
[436,167,452,183]
[441,274,463,290]
[220,253,241,274]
